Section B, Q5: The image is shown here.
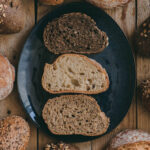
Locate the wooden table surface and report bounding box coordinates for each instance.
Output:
[0,0,150,149]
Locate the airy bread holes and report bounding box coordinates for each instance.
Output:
[68,67,74,74]
[80,72,85,75]
[71,79,80,86]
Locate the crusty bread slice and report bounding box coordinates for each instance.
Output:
[42,95,110,136]
[42,54,109,94]
[43,12,109,54]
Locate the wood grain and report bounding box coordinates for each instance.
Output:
[92,1,137,149]
[0,0,37,149]
[137,0,150,132]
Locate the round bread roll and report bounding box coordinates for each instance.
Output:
[0,115,30,150]
[39,0,64,6]
[0,54,15,100]
[107,129,150,150]
[0,0,25,34]
[45,142,79,150]
[139,79,150,112]
[135,17,150,57]
[86,0,131,9]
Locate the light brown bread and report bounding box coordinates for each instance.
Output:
[42,54,109,94]
[0,115,30,150]
[0,54,15,100]
[42,95,110,136]
[107,129,150,150]
[0,0,25,34]
[86,0,131,9]
[39,0,64,5]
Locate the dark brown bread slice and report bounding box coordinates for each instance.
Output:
[138,79,150,112]
[45,142,79,150]
[42,95,110,136]
[0,115,30,150]
[135,17,150,57]
[43,12,109,54]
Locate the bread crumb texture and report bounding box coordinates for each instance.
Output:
[42,95,109,136]
[42,54,109,94]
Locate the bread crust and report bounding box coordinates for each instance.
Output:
[39,0,64,5]
[42,95,110,136]
[107,129,150,150]
[0,115,30,150]
[86,0,131,9]
[42,54,109,94]
[0,0,25,34]
[0,54,15,100]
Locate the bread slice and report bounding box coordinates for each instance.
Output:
[42,95,110,136]
[107,129,150,150]
[86,0,131,9]
[0,115,30,150]
[42,54,109,94]
[43,12,109,54]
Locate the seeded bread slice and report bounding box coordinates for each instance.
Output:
[42,54,109,94]
[43,12,109,54]
[42,95,110,136]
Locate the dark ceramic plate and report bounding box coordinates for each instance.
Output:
[17,2,135,142]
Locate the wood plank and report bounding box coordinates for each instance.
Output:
[137,0,150,132]
[92,1,137,149]
[0,0,37,149]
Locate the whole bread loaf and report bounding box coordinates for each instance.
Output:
[42,54,109,94]
[0,0,25,34]
[42,95,110,136]
[139,79,150,112]
[44,142,79,150]
[0,54,15,100]
[0,115,30,150]
[107,129,150,150]
[135,17,150,57]
[43,12,109,54]
[39,0,64,5]
[86,0,131,9]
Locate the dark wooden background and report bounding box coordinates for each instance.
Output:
[0,0,149,149]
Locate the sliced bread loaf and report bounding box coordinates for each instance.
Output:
[42,54,109,94]
[43,12,109,54]
[42,95,110,136]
